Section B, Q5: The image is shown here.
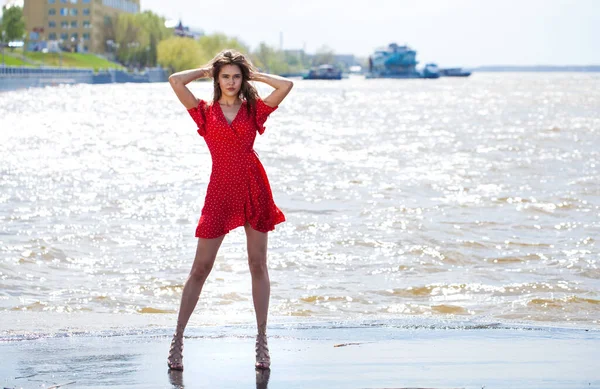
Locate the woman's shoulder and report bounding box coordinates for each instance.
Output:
[249,97,274,110]
[194,99,218,113]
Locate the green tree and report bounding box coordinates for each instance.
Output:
[283,50,309,73]
[1,5,25,50]
[109,11,172,68]
[197,33,249,63]
[137,11,172,67]
[157,36,204,74]
[114,13,146,67]
[251,42,290,75]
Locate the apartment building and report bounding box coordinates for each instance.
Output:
[23,0,140,53]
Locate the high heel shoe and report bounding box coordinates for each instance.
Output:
[255,333,271,370]
[167,334,184,371]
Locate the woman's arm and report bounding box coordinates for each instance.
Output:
[250,72,293,107]
[168,67,212,109]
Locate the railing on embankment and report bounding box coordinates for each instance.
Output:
[0,66,168,91]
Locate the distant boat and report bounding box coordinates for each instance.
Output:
[366,43,422,79]
[421,63,441,79]
[439,68,472,77]
[365,43,445,79]
[303,64,342,80]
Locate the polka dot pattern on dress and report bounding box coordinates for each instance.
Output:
[186,98,285,239]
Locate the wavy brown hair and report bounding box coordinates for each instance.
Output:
[210,49,259,114]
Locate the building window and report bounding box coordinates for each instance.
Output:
[70,0,77,3]
[102,0,137,12]
[82,8,90,15]
[49,21,56,28]
[48,0,56,3]
[49,32,57,40]
[70,21,77,28]
[61,21,68,28]
[48,8,56,15]
[60,33,68,40]
[83,33,90,40]
[60,0,67,3]
[69,8,78,16]
[60,8,68,15]
[71,33,78,40]
[83,20,91,28]
[83,0,90,3]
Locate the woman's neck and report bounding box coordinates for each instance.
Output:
[218,95,241,106]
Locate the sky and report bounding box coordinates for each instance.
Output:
[1,0,597,66]
[141,0,600,67]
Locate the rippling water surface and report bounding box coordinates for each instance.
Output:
[1,73,599,330]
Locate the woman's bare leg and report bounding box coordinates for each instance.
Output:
[244,223,271,369]
[168,235,225,370]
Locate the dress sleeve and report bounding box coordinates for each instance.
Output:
[255,98,278,135]
[187,99,208,137]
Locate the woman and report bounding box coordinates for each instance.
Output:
[166,49,293,371]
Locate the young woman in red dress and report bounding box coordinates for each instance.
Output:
[167,50,293,371]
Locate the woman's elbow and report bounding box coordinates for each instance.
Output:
[286,80,294,92]
[168,74,180,86]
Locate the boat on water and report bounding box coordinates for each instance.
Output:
[366,43,441,79]
[303,64,342,80]
[422,63,440,79]
[439,67,472,77]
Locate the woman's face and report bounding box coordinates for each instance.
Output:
[218,64,243,98]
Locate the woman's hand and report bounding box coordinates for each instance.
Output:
[168,66,212,109]
[249,70,260,82]
[199,66,213,79]
[250,72,293,107]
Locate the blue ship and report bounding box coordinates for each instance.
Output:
[366,43,440,79]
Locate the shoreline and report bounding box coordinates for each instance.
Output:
[2,311,599,342]
[1,319,598,389]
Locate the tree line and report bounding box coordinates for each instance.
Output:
[1,5,340,74]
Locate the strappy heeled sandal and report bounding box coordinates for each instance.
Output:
[255,333,271,370]
[256,368,271,389]
[167,334,184,371]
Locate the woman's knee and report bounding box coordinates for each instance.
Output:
[189,261,214,281]
[248,253,268,275]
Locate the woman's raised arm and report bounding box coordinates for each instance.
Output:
[168,67,212,109]
[250,72,294,108]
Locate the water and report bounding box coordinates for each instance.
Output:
[1,73,599,332]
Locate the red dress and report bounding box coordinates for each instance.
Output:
[187,98,285,239]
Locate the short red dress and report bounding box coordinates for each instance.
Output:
[187,98,285,239]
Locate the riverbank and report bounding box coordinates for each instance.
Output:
[0,65,167,91]
[1,48,125,71]
[1,316,598,389]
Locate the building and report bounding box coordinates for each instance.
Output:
[169,19,203,39]
[22,0,140,53]
[333,54,360,68]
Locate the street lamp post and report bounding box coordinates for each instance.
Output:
[114,42,120,70]
[127,41,139,70]
[58,39,64,67]
[1,31,6,67]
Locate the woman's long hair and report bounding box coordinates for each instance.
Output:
[210,49,258,114]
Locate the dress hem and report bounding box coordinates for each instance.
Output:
[195,217,285,239]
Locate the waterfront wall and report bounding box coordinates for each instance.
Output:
[0,66,168,92]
